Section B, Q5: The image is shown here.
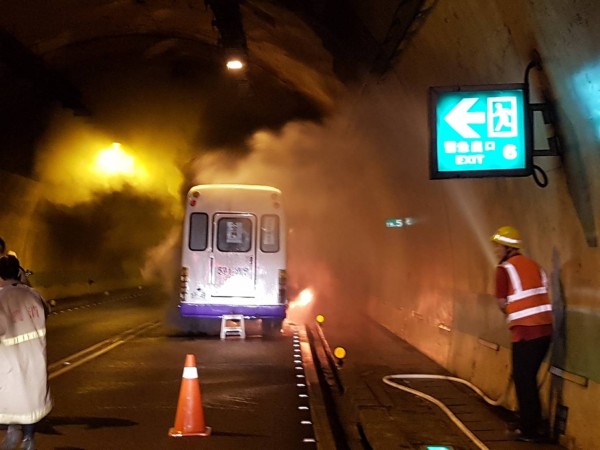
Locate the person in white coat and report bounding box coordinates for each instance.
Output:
[0,255,52,450]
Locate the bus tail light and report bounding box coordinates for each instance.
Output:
[180,266,189,301]
[278,269,287,304]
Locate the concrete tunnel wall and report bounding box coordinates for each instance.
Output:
[0,170,147,298]
[342,1,599,449]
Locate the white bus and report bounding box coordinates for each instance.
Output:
[179,184,287,335]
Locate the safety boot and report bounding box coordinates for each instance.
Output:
[20,437,36,450]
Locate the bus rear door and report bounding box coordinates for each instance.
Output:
[212,214,256,298]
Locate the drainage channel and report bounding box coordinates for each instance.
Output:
[304,323,371,450]
[48,321,160,380]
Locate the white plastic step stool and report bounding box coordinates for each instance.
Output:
[220,314,246,339]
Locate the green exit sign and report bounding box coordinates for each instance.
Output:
[429,83,532,179]
[385,217,414,228]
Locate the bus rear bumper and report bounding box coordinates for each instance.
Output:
[179,303,287,319]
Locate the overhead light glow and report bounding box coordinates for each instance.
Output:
[95,142,135,176]
[35,120,182,207]
[226,59,244,70]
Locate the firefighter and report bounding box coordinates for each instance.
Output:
[491,225,553,443]
[0,255,52,450]
[0,238,31,286]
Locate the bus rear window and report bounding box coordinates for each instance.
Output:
[260,215,280,253]
[189,213,208,251]
[217,217,252,252]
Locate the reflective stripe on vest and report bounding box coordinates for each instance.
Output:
[503,263,548,302]
[507,304,552,322]
[507,286,548,302]
[0,328,46,346]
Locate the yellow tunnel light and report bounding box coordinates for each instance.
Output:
[95,142,135,176]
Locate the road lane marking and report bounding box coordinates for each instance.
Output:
[48,321,160,379]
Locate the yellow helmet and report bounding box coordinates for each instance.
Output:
[491,226,522,248]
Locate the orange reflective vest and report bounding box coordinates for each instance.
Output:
[500,255,553,328]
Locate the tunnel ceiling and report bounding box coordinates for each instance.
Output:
[0,0,425,177]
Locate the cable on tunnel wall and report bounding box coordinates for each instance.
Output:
[525,50,554,189]
[532,164,549,188]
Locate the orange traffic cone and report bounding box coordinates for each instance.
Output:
[168,354,212,437]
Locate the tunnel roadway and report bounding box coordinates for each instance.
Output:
[35,287,331,450]
[7,287,566,450]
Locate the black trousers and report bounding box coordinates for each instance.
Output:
[22,423,35,438]
[512,335,551,436]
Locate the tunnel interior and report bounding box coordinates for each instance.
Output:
[2,2,600,447]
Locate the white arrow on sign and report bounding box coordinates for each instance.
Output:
[444,97,486,138]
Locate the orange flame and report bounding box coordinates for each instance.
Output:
[289,287,314,310]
